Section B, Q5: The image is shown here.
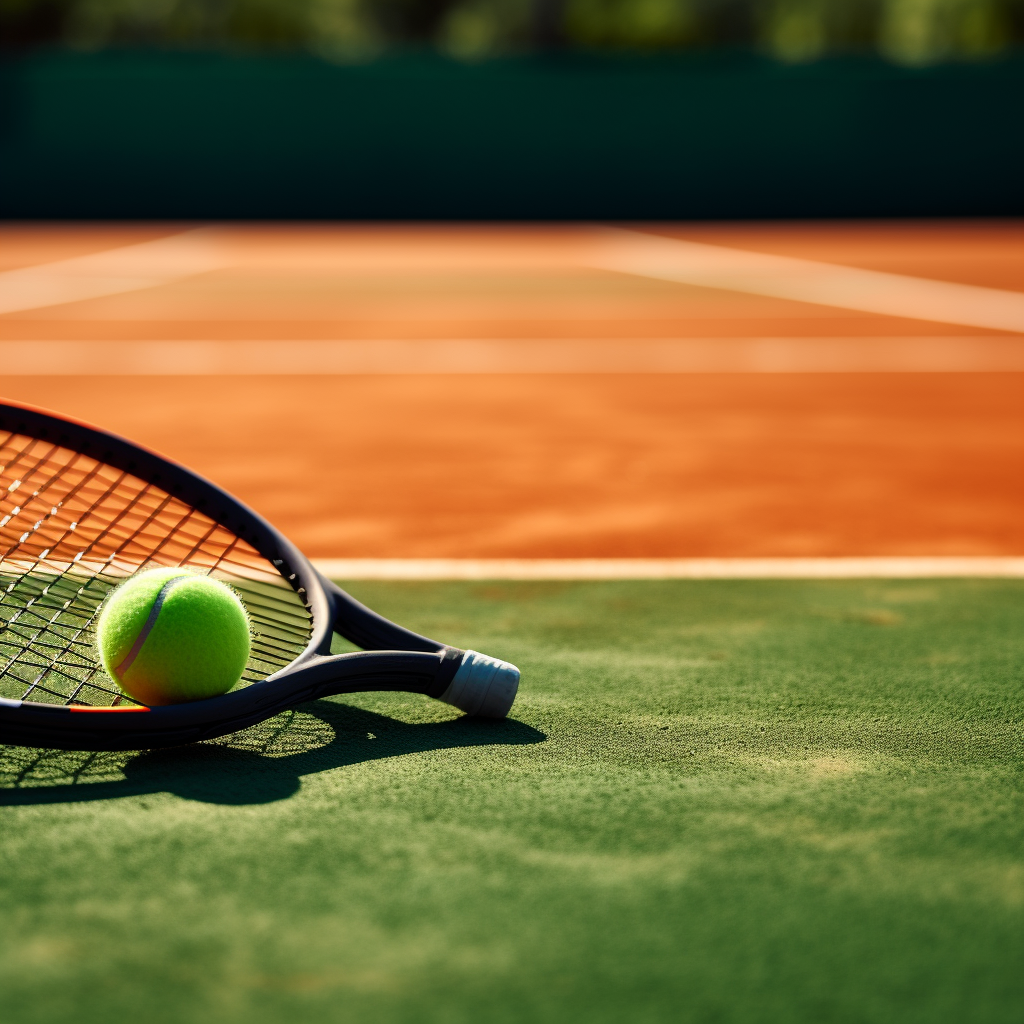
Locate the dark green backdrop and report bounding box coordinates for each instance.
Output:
[1,50,1022,219]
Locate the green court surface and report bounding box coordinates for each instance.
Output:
[1,579,1021,1024]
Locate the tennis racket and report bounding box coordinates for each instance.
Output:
[0,400,519,751]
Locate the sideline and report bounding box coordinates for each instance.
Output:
[593,229,1024,334]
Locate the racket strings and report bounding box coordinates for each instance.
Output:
[0,431,312,707]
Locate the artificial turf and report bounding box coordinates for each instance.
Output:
[1,578,1021,1024]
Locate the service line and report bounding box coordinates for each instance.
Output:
[3,338,1023,374]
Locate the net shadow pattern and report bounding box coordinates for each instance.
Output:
[0,430,312,707]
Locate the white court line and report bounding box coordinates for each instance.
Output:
[1,227,1023,335]
[2,337,1022,373]
[0,230,228,315]
[312,558,1024,580]
[591,229,1024,335]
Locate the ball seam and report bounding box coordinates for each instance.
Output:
[115,573,192,679]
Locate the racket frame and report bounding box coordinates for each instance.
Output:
[0,401,473,751]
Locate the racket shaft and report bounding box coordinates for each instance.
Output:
[323,576,447,653]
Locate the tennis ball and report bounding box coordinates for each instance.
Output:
[97,567,251,706]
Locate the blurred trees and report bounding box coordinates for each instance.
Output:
[2,0,1021,62]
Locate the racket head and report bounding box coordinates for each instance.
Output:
[0,400,334,747]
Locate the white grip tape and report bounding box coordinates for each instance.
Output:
[439,650,520,718]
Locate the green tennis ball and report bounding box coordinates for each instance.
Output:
[97,567,251,706]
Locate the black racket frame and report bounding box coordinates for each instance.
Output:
[0,402,465,751]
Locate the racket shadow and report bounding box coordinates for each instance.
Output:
[0,700,546,807]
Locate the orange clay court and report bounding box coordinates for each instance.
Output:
[0,220,1021,559]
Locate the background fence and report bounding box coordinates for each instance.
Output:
[1,50,1022,218]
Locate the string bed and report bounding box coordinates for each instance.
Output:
[0,430,312,707]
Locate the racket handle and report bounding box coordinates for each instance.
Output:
[439,650,520,719]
